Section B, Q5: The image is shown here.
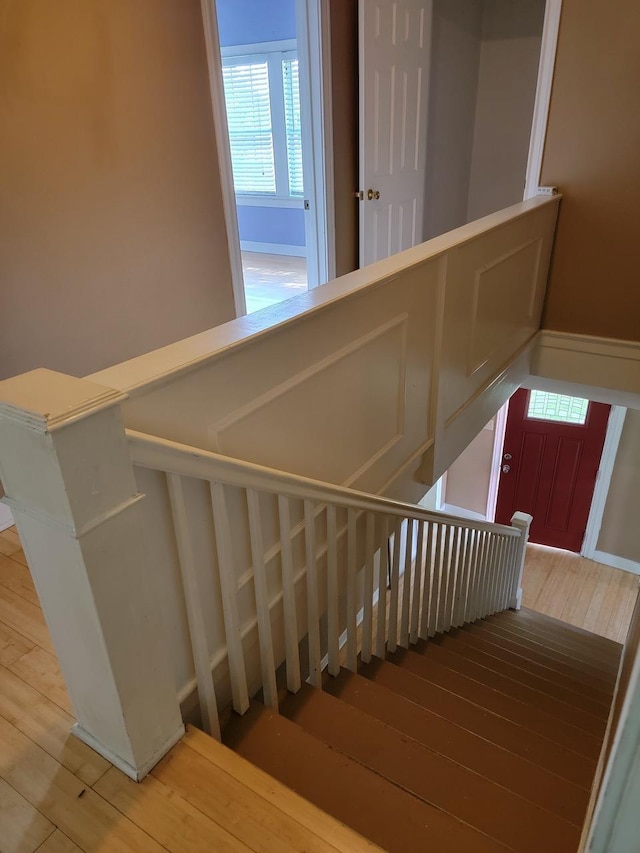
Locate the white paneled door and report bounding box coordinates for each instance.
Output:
[359,0,432,266]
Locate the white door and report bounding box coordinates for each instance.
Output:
[359,0,432,267]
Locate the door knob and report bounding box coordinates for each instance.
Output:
[502,464,511,474]
[367,189,381,200]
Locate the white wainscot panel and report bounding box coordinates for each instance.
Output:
[210,316,409,485]
[468,238,542,376]
[441,204,556,425]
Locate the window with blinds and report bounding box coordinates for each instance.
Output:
[222,46,303,200]
[222,61,275,195]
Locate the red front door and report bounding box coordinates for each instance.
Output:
[495,389,610,552]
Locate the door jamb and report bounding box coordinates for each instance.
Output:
[524,0,563,198]
[201,0,335,316]
[200,0,247,317]
[486,403,509,522]
[581,406,627,559]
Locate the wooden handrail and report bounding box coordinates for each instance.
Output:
[127,428,518,537]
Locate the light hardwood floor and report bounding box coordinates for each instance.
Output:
[0,527,376,853]
[242,252,308,314]
[522,543,639,644]
[0,525,637,851]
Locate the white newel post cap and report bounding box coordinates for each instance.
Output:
[511,511,533,532]
[0,369,184,780]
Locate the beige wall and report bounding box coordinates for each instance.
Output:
[467,0,544,221]
[598,409,640,563]
[444,420,495,517]
[329,0,359,277]
[541,0,640,341]
[0,0,236,380]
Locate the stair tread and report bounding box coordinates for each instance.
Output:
[224,703,510,853]
[517,607,625,651]
[485,614,622,669]
[440,627,614,705]
[411,637,610,731]
[179,726,383,853]
[281,680,583,853]
[467,622,617,687]
[388,647,603,758]
[324,669,590,826]
[360,656,597,788]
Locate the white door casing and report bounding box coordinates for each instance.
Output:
[359,0,433,267]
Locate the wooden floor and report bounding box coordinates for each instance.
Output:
[522,544,639,644]
[0,524,636,851]
[242,252,308,314]
[0,527,374,853]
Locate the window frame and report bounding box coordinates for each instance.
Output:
[221,39,303,207]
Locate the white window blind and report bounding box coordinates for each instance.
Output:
[222,61,276,195]
[222,45,303,200]
[283,58,303,197]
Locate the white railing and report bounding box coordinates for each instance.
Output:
[128,428,530,740]
[0,196,553,779]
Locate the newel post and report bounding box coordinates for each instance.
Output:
[509,512,533,610]
[0,369,184,780]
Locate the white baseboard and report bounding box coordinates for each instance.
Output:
[0,503,14,532]
[240,241,307,258]
[592,550,640,577]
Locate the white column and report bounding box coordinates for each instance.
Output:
[0,369,184,780]
[509,512,533,610]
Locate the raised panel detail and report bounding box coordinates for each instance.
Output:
[545,437,582,531]
[468,238,542,375]
[210,317,408,485]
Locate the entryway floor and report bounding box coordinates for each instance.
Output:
[242,251,308,314]
[522,543,639,644]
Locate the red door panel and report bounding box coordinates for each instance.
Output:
[495,389,610,552]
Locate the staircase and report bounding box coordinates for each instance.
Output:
[223,607,621,853]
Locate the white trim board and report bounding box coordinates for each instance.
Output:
[591,550,640,577]
[532,330,640,407]
[582,406,627,560]
[200,0,247,317]
[240,241,307,258]
[0,503,14,532]
[524,0,563,199]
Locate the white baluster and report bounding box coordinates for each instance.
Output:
[326,504,340,677]
[419,521,434,640]
[399,518,414,648]
[210,481,250,714]
[361,513,375,663]
[376,517,389,659]
[277,495,301,693]
[246,489,278,711]
[387,518,403,653]
[452,528,469,627]
[410,520,425,644]
[442,526,461,632]
[472,530,488,622]
[428,523,444,637]
[346,508,358,671]
[304,500,322,687]
[167,474,221,739]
